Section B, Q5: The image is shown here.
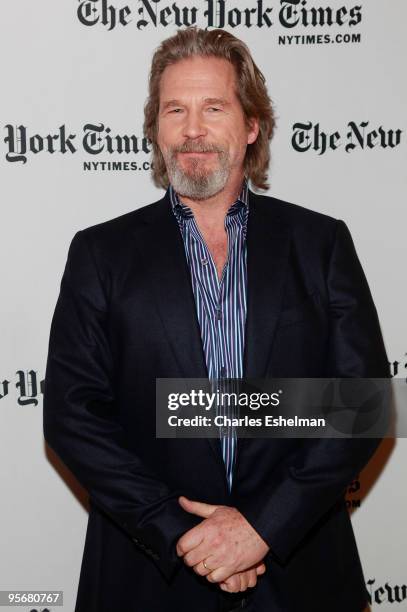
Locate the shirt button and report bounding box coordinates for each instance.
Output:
[215,309,222,320]
[220,367,227,377]
[201,258,208,265]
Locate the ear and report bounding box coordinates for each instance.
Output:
[246,116,260,145]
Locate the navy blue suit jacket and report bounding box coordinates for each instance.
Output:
[43,187,389,612]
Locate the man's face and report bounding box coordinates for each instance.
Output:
[157,55,259,200]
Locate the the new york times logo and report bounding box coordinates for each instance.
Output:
[366,579,407,605]
[292,121,403,154]
[2,123,151,168]
[76,0,362,31]
[0,370,44,407]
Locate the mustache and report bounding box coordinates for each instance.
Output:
[172,142,223,154]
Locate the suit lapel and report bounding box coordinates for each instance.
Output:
[133,190,208,379]
[243,190,292,379]
[133,188,292,488]
[235,190,292,466]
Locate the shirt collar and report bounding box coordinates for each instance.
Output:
[169,177,249,222]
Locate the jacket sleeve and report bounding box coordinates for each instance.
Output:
[43,230,201,582]
[235,219,390,565]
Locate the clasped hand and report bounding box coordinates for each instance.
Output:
[176,496,269,593]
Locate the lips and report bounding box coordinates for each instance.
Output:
[178,152,216,157]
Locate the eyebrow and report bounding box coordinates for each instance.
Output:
[160,97,231,112]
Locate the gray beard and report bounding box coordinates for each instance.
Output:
[163,147,231,201]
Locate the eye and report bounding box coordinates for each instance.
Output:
[170,108,182,113]
[208,107,221,112]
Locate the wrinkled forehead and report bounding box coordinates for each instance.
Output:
[158,56,239,108]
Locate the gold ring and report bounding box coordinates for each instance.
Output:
[203,559,213,571]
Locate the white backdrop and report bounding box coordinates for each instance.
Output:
[1,1,406,610]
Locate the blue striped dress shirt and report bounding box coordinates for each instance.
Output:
[169,178,249,491]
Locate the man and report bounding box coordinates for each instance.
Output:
[43,27,389,612]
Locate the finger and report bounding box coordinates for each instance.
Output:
[221,570,255,594]
[178,496,219,518]
[208,561,265,584]
[192,561,206,577]
[191,557,216,577]
[225,574,240,590]
[176,527,205,557]
[183,546,214,569]
[205,565,233,583]
[256,562,266,575]
[239,572,249,592]
[222,575,240,593]
[247,569,257,589]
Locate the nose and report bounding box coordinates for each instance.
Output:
[181,108,207,140]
